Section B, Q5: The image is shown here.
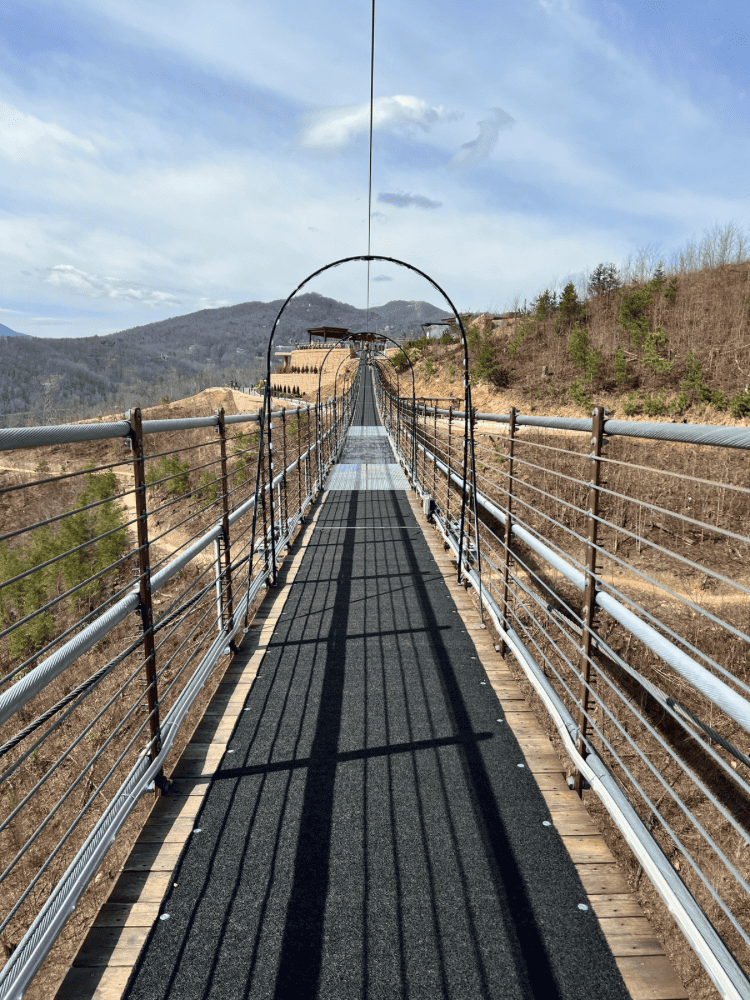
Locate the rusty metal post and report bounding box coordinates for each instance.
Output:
[295,407,301,521]
[573,406,606,797]
[500,407,517,656]
[258,418,270,581]
[468,406,485,623]
[281,408,288,542]
[446,405,453,525]
[266,398,278,586]
[432,400,437,506]
[304,404,310,505]
[127,408,162,787]
[215,408,234,632]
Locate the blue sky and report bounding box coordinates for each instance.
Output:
[0,0,748,338]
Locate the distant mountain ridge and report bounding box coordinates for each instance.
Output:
[0,293,447,423]
[0,322,25,337]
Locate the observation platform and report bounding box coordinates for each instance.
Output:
[57,368,687,1000]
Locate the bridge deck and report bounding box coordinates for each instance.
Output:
[55,367,687,1000]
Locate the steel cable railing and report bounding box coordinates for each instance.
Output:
[0,369,359,1000]
[372,363,750,1000]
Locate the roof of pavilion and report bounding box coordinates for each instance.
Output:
[306,326,386,344]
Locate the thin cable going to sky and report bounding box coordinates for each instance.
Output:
[366,0,375,334]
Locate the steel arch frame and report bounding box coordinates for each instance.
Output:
[257,254,480,590]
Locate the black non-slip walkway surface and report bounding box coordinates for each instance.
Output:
[337,436,395,464]
[352,363,381,427]
[124,490,631,1000]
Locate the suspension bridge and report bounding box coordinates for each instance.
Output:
[1,353,748,999]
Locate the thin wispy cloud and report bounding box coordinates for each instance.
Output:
[300,95,461,147]
[44,266,181,307]
[196,296,231,309]
[370,211,388,222]
[447,107,515,171]
[0,100,96,163]
[372,274,393,281]
[378,192,442,209]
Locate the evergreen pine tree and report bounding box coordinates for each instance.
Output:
[558,282,583,326]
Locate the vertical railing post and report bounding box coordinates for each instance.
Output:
[418,401,425,487]
[127,408,162,788]
[397,395,402,458]
[323,400,329,473]
[296,405,302,522]
[281,407,288,541]
[259,414,270,582]
[215,408,234,633]
[468,405,484,623]
[500,407,517,656]
[411,397,417,482]
[446,405,453,525]
[314,400,320,490]
[574,405,605,797]
[213,538,224,634]
[304,405,310,503]
[432,399,438,500]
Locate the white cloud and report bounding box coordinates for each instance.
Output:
[0,101,96,163]
[378,192,442,209]
[300,95,461,147]
[372,274,393,281]
[447,107,515,171]
[44,265,181,307]
[196,296,231,309]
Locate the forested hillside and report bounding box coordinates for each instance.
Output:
[396,258,750,422]
[0,293,444,425]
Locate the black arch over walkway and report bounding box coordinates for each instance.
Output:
[256,254,479,590]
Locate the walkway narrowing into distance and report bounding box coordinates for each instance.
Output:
[59,364,686,1000]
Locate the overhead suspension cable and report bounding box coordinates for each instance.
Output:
[366,0,375,335]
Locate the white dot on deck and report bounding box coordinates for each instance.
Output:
[517,763,525,768]
[543,820,552,827]
[160,914,170,921]
[578,903,589,911]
